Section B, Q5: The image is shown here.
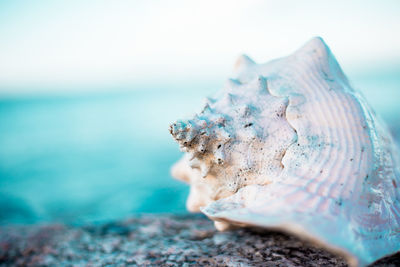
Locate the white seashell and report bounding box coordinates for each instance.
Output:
[169,37,400,267]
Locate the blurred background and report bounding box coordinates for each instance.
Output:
[0,0,399,224]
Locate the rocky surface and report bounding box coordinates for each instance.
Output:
[0,214,399,267]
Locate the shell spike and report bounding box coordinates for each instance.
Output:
[185,128,196,143]
[295,36,329,58]
[222,92,235,105]
[256,75,268,92]
[200,102,212,114]
[234,54,256,72]
[225,78,241,89]
[214,221,232,231]
[170,120,188,140]
[294,37,349,85]
[171,118,210,151]
[203,97,216,106]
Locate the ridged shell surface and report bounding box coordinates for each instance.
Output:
[169,37,400,267]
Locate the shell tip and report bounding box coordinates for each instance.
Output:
[296,36,330,58]
[214,221,232,231]
[234,54,256,71]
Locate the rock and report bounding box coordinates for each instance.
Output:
[0,214,398,266]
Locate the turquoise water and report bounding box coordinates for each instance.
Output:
[0,76,399,225]
[0,88,215,224]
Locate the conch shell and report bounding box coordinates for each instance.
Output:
[169,37,400,266]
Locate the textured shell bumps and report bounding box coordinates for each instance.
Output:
[169,37,400,267]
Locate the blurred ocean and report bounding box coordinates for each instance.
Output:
[0,72,399,225]
[0,86,216,224]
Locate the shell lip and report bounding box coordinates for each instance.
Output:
[200,205,361,267]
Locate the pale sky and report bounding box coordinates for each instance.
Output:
[0,0,399,93]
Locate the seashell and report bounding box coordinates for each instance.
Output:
[169,37,400,267]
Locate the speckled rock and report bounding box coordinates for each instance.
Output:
[0,214,398,267]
